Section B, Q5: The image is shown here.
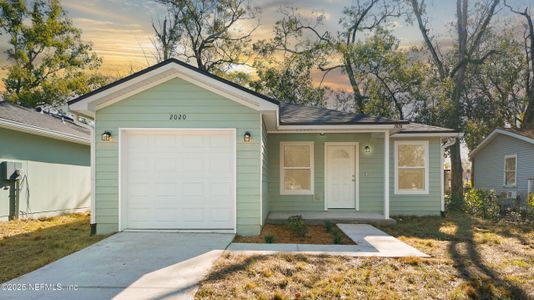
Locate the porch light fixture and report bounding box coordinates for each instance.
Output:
[101,131,112,142]
[364,145,371,153]
[243,131,252,143]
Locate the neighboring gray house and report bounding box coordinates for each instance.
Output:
[470,128,534,203]
[0,100,91,221]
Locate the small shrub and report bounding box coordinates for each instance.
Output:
[464,188,500,220]
[323,220,334,232]
[264,234,275,243]
[332,231,342,244]
[288,215,308,237]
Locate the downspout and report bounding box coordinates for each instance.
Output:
[441,137,457,215]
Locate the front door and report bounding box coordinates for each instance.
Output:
[326,143,357,209]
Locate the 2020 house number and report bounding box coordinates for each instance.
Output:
[169,113,187,120]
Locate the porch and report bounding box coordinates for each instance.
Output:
[266,210,396,225]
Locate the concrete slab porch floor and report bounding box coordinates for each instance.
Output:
[267,210,396,225]
[2,232,234,300]
[229,224,428,257]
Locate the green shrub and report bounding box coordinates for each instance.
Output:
[264,234,275,243]
[288,215,308,237]
[529,193,534,209]
[323,220,334,232]
[464,188,500,220]
[332,231,342,244]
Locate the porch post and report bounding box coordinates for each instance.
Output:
[440,141,445,212]
[384,130,390,219]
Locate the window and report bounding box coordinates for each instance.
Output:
[280,142,314,195]
[504,155,517,187]
[395,141,429,194]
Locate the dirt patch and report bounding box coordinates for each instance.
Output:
[233,224,355,245]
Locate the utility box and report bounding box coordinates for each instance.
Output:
[0,161,23,181]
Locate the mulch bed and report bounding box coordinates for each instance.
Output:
[233,224,355,245]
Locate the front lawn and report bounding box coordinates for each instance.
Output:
[0,213,107,283]
[196,212,533,299]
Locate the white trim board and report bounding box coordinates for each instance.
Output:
[117,127,237,233]
[69,62,278,117]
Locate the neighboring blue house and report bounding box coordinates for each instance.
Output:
[0,100,91,221]
[470,128,534,203]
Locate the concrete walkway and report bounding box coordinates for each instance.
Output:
[2,232,234,300]
[228,224,428,257]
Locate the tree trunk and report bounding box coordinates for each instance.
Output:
[449,141,464,208]
[343,54,365,113]
[522,11,534,128]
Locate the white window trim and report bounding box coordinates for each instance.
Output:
[394,140,430,195]
[503,154,517,187]
[280,141,314,195]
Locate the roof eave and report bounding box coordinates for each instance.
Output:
[0,118,90,145]
[469,128,534,159]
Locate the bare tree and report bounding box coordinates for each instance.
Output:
[504,1,534,129]
[151,13,180,62]
[410,0,500,205]
[156,0,260,72]
[254,1,404,113]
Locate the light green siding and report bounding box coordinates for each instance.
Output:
[389,137,442,215]
[94,78,262,235]
[0,127,90,220]
[261,119,269,223]
[267,133,385,213]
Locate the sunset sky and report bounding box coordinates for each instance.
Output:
[0,0,533,91]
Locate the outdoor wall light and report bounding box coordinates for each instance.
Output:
[364,145,371,153]
[101,131,112,142]
[243,131,252,142]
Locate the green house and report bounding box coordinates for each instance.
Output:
[69,59,461,236]
[0,100,91,221]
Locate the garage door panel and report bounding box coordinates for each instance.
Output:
[123,130,235,230]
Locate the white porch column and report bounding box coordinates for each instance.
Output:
[440,141,445,212]
[384,130,390,219]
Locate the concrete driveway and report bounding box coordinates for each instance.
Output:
[2,232,234,300]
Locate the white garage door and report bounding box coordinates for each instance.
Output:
[121,129,235,230]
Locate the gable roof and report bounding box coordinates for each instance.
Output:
[0,100,90,144]
[68,58,279,117]
[469,128,534,158]
[279,103,405,125]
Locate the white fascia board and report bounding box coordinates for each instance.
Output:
[391,132,463,138]
[275,124,397,131]
[69,62,278,114]
[0,118,90,145]
[469,128,534,158]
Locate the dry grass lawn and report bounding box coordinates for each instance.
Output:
[196,212,534,299]
[0,213,107,283]
[234,224,355,245]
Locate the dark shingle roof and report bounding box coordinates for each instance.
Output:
[499,128,534,140]
[0,101,90,139]
[397,122,458,133]
[279,103,406,125]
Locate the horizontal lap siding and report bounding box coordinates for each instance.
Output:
[267,133,384,213]
[95,78,261,235]
[390,137,441,215]
[473,135,534,201]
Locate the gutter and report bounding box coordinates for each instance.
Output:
[0,118,90,145]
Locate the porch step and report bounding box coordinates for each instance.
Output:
[266,211,396,226]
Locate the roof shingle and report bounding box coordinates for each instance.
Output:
[0,101,90,139]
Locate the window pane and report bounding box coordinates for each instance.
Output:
[398,168,425,190]
[398,144,425,167]
[505,157,516,171]
[284,145,310,167]
[505,171,516,186]
[284,169,311,191]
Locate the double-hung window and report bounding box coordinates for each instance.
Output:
[280,142,314,195]
[395,140,429,194]
[504,155,517,187]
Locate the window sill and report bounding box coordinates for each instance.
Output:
[280,191,314,196]
[394,190,429,195]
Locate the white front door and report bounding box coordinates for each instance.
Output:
[326,143,357,209]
